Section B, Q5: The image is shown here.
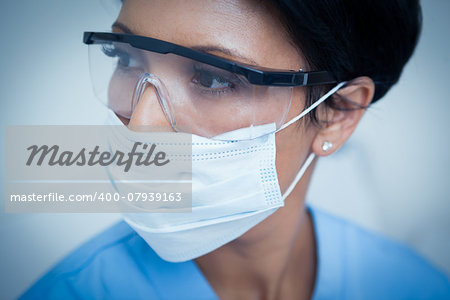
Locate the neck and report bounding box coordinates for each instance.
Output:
[195,169,317,300]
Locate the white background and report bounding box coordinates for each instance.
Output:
[0,0,449,299]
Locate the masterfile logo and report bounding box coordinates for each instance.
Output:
[5,125,192,213]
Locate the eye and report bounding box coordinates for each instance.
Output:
[196,71,233,89]
[192,65,237,94]
[101,44,140,68]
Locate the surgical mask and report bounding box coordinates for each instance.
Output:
[106,82,345,262]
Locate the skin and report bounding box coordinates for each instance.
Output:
[113,0,375,299]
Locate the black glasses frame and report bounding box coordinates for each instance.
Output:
[83,32,337,87]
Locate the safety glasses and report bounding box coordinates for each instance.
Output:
[83,32,337,139]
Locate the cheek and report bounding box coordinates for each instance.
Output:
[275,127,314,195]
[274,87,316,194]
[108,72,133,116]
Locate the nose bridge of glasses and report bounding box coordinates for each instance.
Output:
[128,73,175,130]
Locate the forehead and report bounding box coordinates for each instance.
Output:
[117,0,302,69]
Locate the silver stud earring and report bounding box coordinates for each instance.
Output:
[322,141,333,152]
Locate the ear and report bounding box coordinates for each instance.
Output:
[312,76,375,156]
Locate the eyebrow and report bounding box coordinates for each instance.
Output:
[112,21,258,65]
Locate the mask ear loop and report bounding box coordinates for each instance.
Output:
[277,81,347,201]
[276,81,347,132]
[282,152,315,200]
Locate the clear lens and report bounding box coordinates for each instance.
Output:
[88,41,292,140]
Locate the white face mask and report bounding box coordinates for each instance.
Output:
[106,82,345,262]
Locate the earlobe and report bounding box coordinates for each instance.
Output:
[312,121,344,156]
[312,76,375,157]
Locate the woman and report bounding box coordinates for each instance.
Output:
[21,0,449,299]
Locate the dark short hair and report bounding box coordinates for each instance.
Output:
[266,0,422,122]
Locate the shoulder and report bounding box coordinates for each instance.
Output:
[19,221,163,299]
[20,221,215,300]
[309,206,450,300]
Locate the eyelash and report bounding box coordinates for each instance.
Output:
[191,66,238,95]
[102,45,134,69]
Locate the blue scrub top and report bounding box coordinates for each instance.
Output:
[20,206,450,299]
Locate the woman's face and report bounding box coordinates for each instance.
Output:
[115,0,319,205]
